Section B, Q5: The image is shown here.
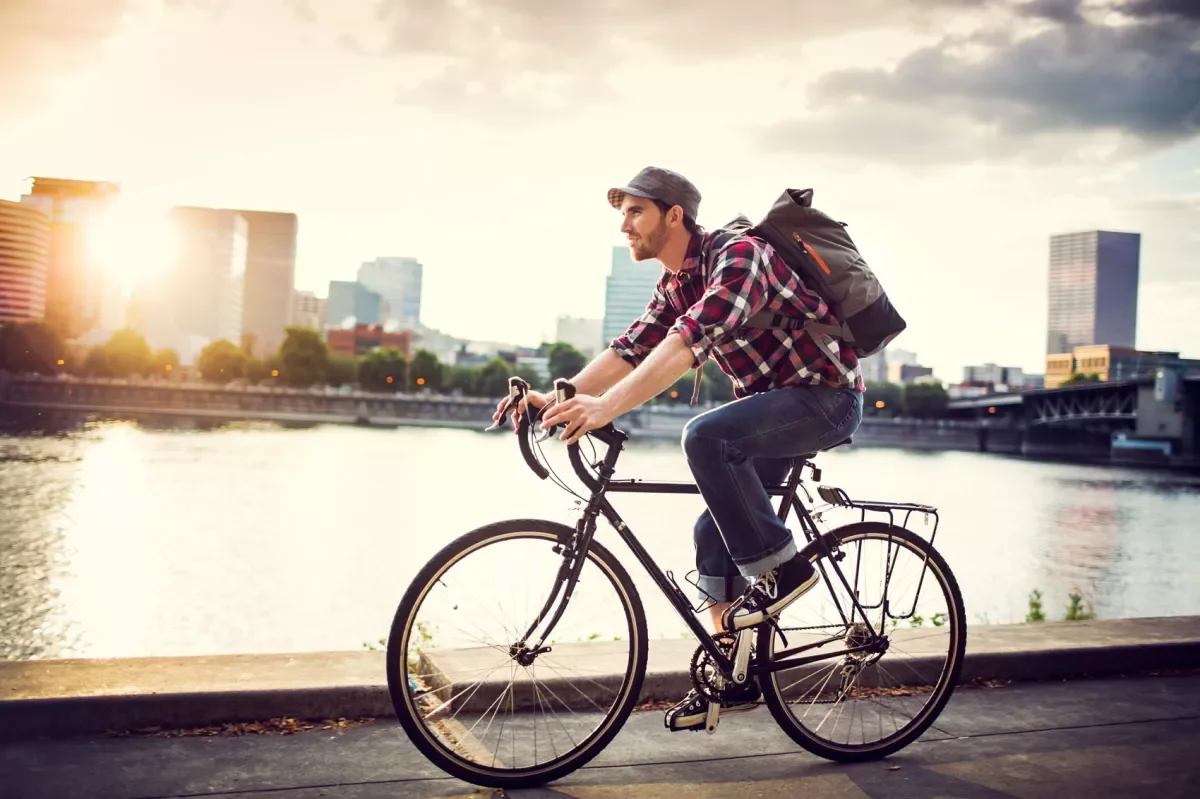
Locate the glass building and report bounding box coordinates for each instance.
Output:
[1046,231,1140,356]
[602,246,663,349]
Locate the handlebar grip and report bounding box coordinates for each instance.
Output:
[517,406,550,480]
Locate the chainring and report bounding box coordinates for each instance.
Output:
[689,632,738,704]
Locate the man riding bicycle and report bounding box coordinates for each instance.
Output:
[493,166,864,730]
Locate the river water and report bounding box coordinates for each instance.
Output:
[2,416,1199,661]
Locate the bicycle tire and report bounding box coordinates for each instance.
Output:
[758,521,967,762]
[385,518,649,789]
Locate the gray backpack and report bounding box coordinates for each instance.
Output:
[729,188,906,358]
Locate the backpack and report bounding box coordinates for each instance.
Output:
[729,188,906,358]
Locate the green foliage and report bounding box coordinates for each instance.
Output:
[197,339,247,383]
[445,365,478,395]
[902,381,949,419]
[409,349,442,391]
[546,342,587,383]
[148,348,179,376]
[1025,589,1046,623]
[82,346,110,377]
[475,357,514,397]
[1065,590,1095,621]
[326,355,358,387]
[278,326,328,388]
[0,321,65,375]
[244,355,280,384]
[864,381,903,416]
[358,347,408,392]
[1062,372,1101,385]
[103,328,151,377]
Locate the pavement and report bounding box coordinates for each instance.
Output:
[3,616,1199,741]
[4,672,1200,798]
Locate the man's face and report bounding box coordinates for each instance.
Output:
[619,195,670,261]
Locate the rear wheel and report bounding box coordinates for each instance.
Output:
[758,522,966,761]
[386,519,648,789]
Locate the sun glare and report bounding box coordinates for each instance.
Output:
[84,200,180,292]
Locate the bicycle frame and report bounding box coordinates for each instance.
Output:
[507,378,922,682]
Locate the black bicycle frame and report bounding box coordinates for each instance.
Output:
[511,398,893,682]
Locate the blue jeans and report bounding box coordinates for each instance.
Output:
[681,383,864,603]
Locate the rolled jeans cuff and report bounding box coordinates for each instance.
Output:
[737,537,798,580]
[696,573,752,604]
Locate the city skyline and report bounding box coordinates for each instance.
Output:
[1,0,1197,383]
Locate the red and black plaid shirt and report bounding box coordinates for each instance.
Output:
[610,229,863,399]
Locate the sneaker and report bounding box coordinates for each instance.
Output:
[722,554,819,631]
[664,680,761,732]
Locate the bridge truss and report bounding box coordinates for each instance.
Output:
[1026,382,1138,425]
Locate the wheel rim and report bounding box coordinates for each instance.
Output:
[762,527,963,752]
[394,530,641,777]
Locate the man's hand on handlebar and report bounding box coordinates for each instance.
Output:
[539,393,616,446]
[492,388,554,434]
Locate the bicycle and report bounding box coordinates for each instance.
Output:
[386,376,966,789]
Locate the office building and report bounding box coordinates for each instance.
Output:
[358,257,422,328]
[20,177,121,339]
[135,207,247,365]
[1046,231,1140,357]
[555,315,603,358]
[963,364,1025,389]
[233,210,297,357]
[326,324,412,358]
[293,290,325,331]
[1044,345,1200,389]
[0,200,51,323]
[602,246,662,347]
[325,280,388,328]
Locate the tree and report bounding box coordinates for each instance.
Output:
[902,381,950,419]
[104,328,151,377]
[148,348,180,377]
[326,355,358,387]
[409,348,443,391]
[279,326,328,387]
[476,357,514,397]
[197,339,247,383]
[0,321,64,375]
[700,359,734,404]
[358,347,407,392]
[864,381,903,417]
[546,342,587,383]
[1062,372,1101,386]
[82,346,110,377]
[446,365,478,396]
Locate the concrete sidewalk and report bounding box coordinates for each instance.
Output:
[2,616,1198,741]
[3,673,1200,798]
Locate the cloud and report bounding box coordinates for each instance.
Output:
[0,0,135,109]
[763,0,1200,163]
[347,0,949,119]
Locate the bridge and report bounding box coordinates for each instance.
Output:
[947,374,1199,467]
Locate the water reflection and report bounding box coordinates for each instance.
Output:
[1,416,1199,660]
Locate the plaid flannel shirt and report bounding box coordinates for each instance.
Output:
[610,230,863,399]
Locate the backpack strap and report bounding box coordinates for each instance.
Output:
[744,311,848,342]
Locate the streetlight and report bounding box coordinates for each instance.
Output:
[875,400,885,409]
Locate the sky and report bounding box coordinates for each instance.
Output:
[1,0,1196,382]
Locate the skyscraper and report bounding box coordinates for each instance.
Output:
[358,256,422,328]
[325,280,388,328]
[1046,231,1140,356]
[233,210,297,357]
[134,207,247,365]
[20,177,120,339]
[602,246,662,348]
[0,200,51,323]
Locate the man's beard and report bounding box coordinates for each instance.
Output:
[630,219,668,261]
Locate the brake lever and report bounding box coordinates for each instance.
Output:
[483,399,512,432]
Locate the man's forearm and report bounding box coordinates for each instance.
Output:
[568,347,634,396]
[600,334,695,418]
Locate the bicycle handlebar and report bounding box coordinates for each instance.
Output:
[494,376,626,490]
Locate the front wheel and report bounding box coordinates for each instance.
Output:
[758,522,967,761]
[385,519,648,789]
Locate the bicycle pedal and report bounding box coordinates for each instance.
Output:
[705,700,720,734]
